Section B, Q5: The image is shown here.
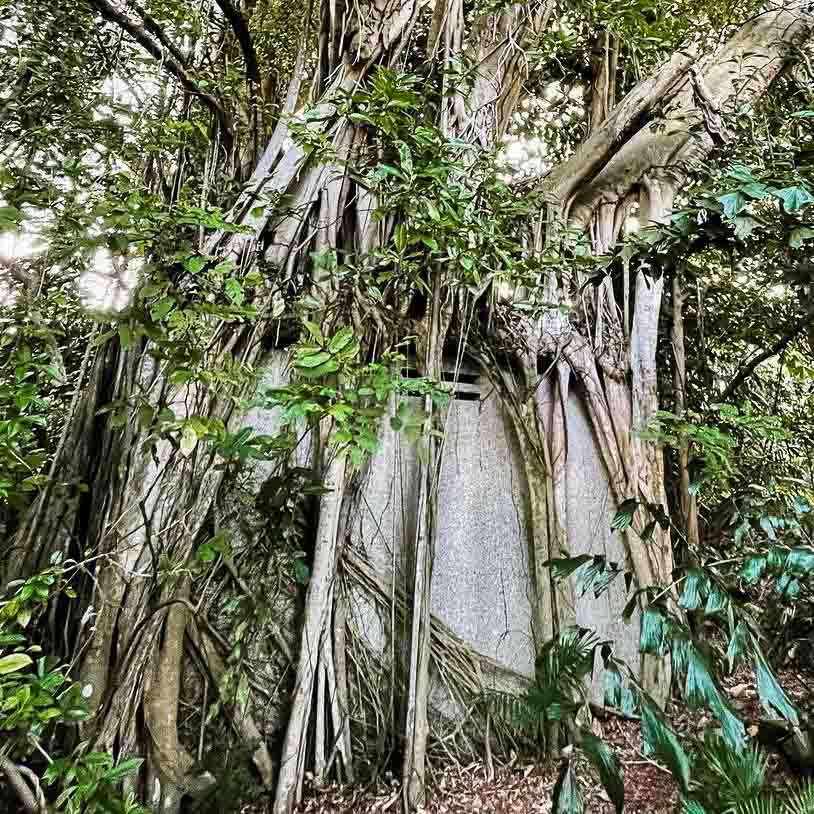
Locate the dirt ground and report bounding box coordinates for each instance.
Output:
[238,665,813,813]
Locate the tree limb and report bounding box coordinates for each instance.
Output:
[87,0,232,143]
[213,0,261,85]
[0,756,41,814]
[126,0,188,67]
[719,311,812,402]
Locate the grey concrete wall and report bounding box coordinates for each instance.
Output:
[565,387,642,702]
[241,351,641,699]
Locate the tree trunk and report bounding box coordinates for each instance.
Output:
[10,2,814,811]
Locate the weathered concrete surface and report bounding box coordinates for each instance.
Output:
[564,387,642,703]
[239,351,641,703]
[347,367,536,679]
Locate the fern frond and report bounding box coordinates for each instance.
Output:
[783,780,814,814]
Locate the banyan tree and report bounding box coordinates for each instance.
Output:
[2,0,814,811]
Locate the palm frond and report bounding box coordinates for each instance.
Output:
[691,731,767,812]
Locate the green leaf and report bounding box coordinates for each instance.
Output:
[298,359,340,378]
[742,555,766,584]
[640,605,667,654]
[329,327,355,353]
[611,498,638,530]
[718,191,747,218]
[727,621,751,674]
[785,547,814,575]
[296,351,332,369]
[117,323,132,349]
[578,729,624,813]
[753,644,798,725]
[546,555,593,580]
[105,758,143,781]
[303,321,324,344]
[294,558,310,585]
[224,278,244,305]
[552,761,583,814]
[180,426,197,457]
[679,569,708,611]
[728,164,756,183]
[774,186,814,213]
[739,182,769,199]
[789,226,814,248]
[640,695,691,793]
[184,255,206,274]
[0,653,33,675]
[91,330,116,348]
[151,296,175,321]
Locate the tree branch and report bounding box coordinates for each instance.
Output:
[719,311,812,402]
[0,756,41,814]
[87,0,232,143]
[126,0,188,67]
[213,0,261,85]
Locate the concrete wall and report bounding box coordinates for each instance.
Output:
[241,351,641,698]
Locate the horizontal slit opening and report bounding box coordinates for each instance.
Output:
[454,390,480,402]
[442,370,479,384]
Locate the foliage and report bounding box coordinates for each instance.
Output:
[0,562,146,812]
[43,750,148,814]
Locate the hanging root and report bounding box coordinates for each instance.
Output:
[0,755,45,814]
[186,620,276,786]
[273,427,348,814]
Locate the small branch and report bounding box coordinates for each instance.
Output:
[0,756,41,814]
[213,0,260,85]
[0,255,35,290]
[126,0,187,67]
[719,313,811,402]
[87,0,231,143]
[589,702,640,722]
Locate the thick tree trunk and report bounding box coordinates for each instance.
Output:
[10,3,813,811]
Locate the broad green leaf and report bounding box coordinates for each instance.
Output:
[789,226,814,248]
[303,321,324,344]
[184,255,206,274]
[640,696,691,793]
[728,164,756,183]
[552,761,583,814]
[611,498,638,530]
[298,359,340,378]
[0,653,33,675]
[774,186,814,213]
[739,183,768,199]
[329,327,355,353]
[718,191,747,218]
[753,645,798,725]
[579,729,624,813]
[679,568,708,611]
[546,555,593,580]
[296,351,332,369]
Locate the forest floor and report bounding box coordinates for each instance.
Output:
[271,664,814,814]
